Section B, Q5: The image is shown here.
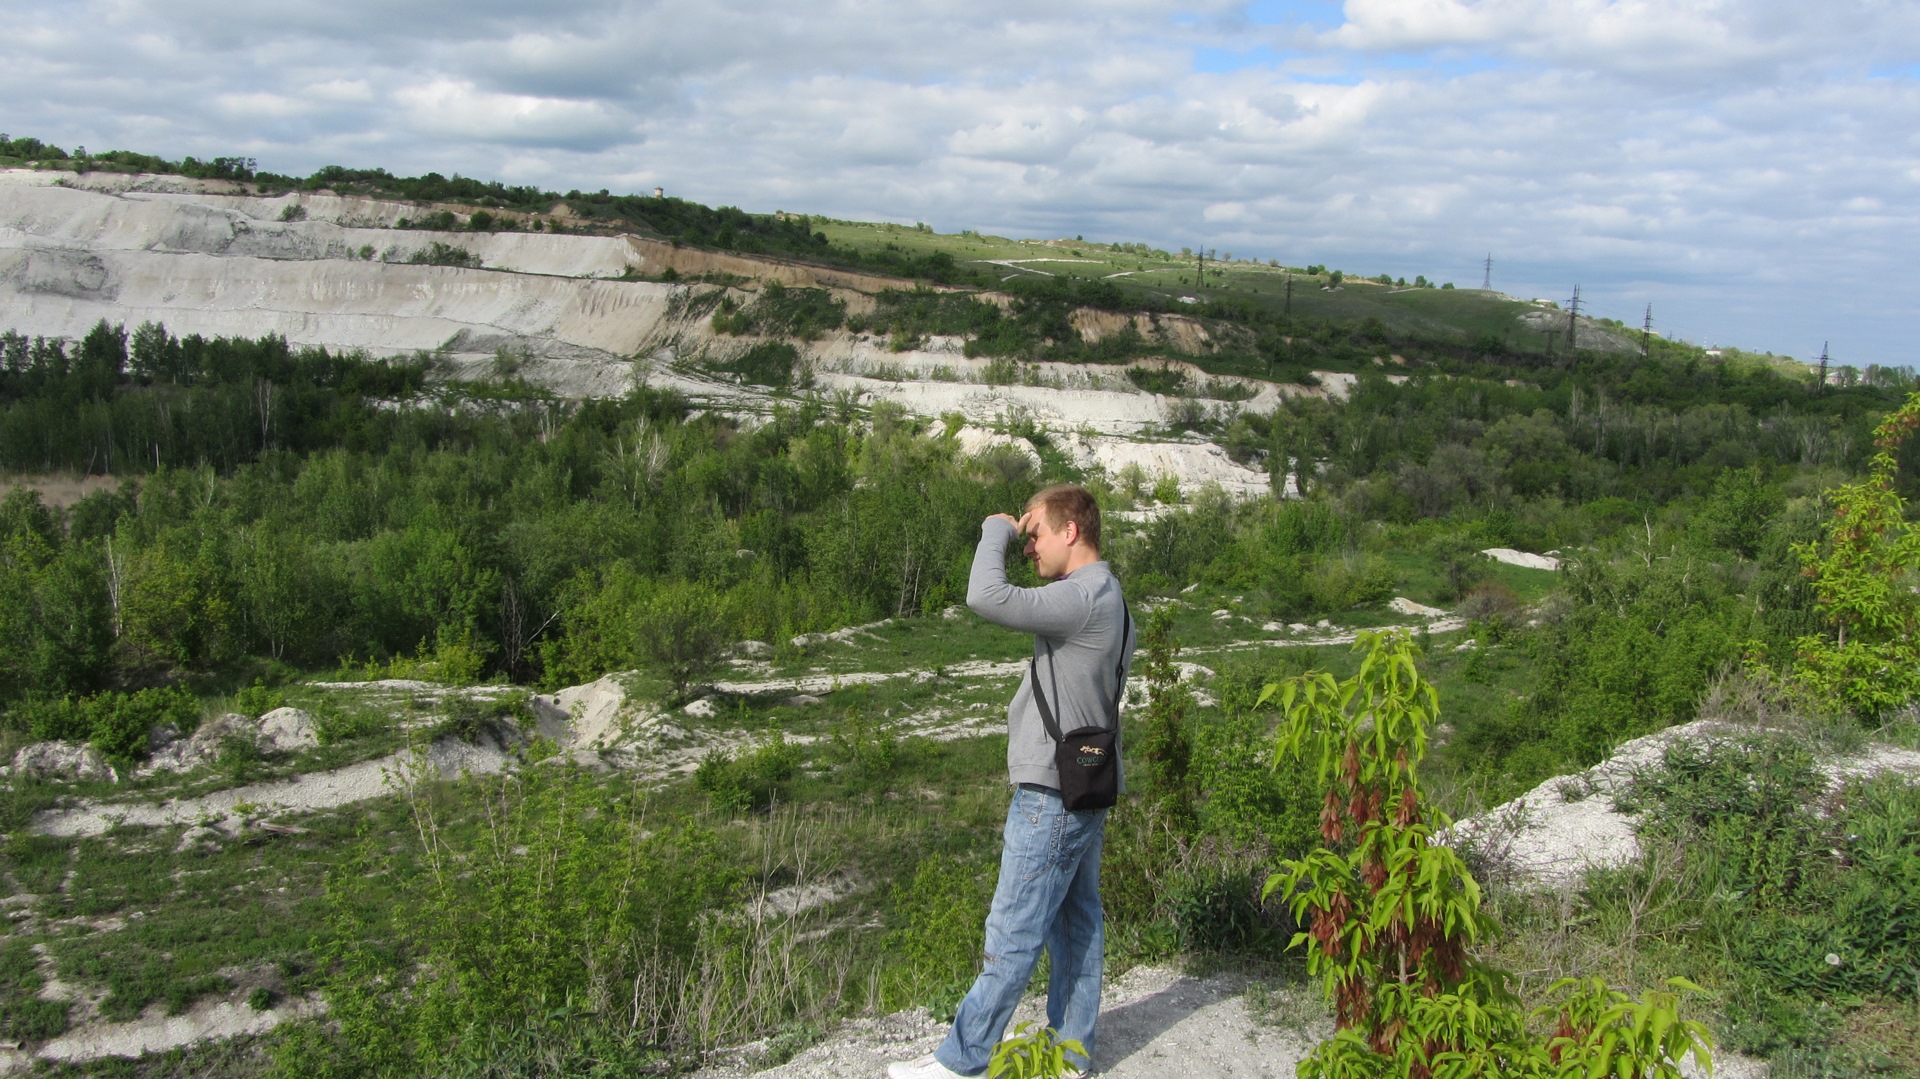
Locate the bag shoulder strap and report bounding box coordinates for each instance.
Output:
[1029,601,1133,744]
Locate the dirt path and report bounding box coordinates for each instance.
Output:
[695,965,1324,1079]
[0,996,324,1073]
[28,738,510,838]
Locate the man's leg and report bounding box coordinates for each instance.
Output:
[934,786,1097,1076]
[1044,808,1106,1070]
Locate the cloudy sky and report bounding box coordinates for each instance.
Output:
[4,0,1916,364]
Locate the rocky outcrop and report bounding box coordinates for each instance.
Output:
[141,708,319,775]
[6,741,118,783]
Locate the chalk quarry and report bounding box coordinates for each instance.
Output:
[0,168,1319,498]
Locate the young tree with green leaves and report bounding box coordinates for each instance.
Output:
[1790,389,1920,716]
[1263,631,1713,1078]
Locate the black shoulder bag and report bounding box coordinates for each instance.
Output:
[1030,605,1132,811]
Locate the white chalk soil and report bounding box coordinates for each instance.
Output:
[0,996,323,1074]
[1447,718,1920,891]
[695,965,1327,1079]
[29,734,513,838]
[0,168,1310,500]
[696,965,1748,1079]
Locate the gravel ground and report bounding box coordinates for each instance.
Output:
[695,965,1324,1079]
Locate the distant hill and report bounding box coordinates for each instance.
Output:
[1,134,1820,380]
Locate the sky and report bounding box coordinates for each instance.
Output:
[3,0,1918,365]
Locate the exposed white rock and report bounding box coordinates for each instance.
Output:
[32,736,513,839]
[141,713,254,775]
[531,675,631,749]
[791,618,893,648]
[8,741,117,784]
[1446,719,1920,891]
[1388,597,1449,619]
[256,708,318,752]
[25,993,323,1067]
[950,425,1039,466]
[1481,548,1561,571]
[684,697,719,719]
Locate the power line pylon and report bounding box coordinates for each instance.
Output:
[1566,285,1581,353]
[1482,254,1492,291]
[1816,341,1830,392]
[1641,303,1653,357]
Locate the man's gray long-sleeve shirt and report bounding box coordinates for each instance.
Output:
[966,518,1134,791]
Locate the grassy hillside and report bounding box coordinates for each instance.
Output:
[3,138,1920,1077]
[1,132,1826,371]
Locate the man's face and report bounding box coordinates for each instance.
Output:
[1021,509,1075,580]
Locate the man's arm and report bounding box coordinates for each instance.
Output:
[965,517,1091,636]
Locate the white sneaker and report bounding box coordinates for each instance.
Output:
[885,1054,972,1079]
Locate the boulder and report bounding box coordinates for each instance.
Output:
[144,712,256,774]
[10,740,118,783]
[257,707,319,752]
[1388,597,1448,619]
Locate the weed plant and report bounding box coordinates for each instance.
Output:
[1606,740,1920,1072]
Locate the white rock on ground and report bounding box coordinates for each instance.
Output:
[256,707,319,752]
[1387,597,1448,619]
[1446,718,1920,890]
[0,994,324,1073]
[530,674,631,749]
[694,965,1325,1079]
[30,736,513,839]
[1481,548,1561,571]
[6,741,117,783]
[141,712,255,774]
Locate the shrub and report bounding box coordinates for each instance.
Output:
[232,681,286,718]
[8,687,197,766]
[407,241,479,268]
[880,852,993,1013]
[1790,389,1920,717]
[724,342,800,389]
[636,580,735,699]
[292,769,753,1077]
[1264,630,1712,1077]
[694,735,799,813]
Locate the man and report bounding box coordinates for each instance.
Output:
[888,484,1134,1079]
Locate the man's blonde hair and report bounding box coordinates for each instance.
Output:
[1025,484,1101,552]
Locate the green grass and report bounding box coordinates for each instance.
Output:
[814,219,1566,356]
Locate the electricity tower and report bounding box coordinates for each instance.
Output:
[1816,342,1830,392]
[1481,254,1492,291]
[1641,304,1653,357]
[1566,285,1582,353]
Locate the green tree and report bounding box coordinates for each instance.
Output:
[1790,389,1920,716]
[1133,605,1196,827]
[636,579,733,698]
[1264,631,1713,1077]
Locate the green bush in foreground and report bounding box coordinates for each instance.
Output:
[1265,630,1713,1078]
[282,768,752,1077]
[5,685,197,766]
[1791,388,1920,717]
[1620,738,1920,1066]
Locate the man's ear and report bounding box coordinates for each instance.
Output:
[1062,519,1079,546]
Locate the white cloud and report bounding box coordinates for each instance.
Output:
[392,78,634,147]
[1,0,1917,360]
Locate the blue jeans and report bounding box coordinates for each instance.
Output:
[936,784,1108,1076]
